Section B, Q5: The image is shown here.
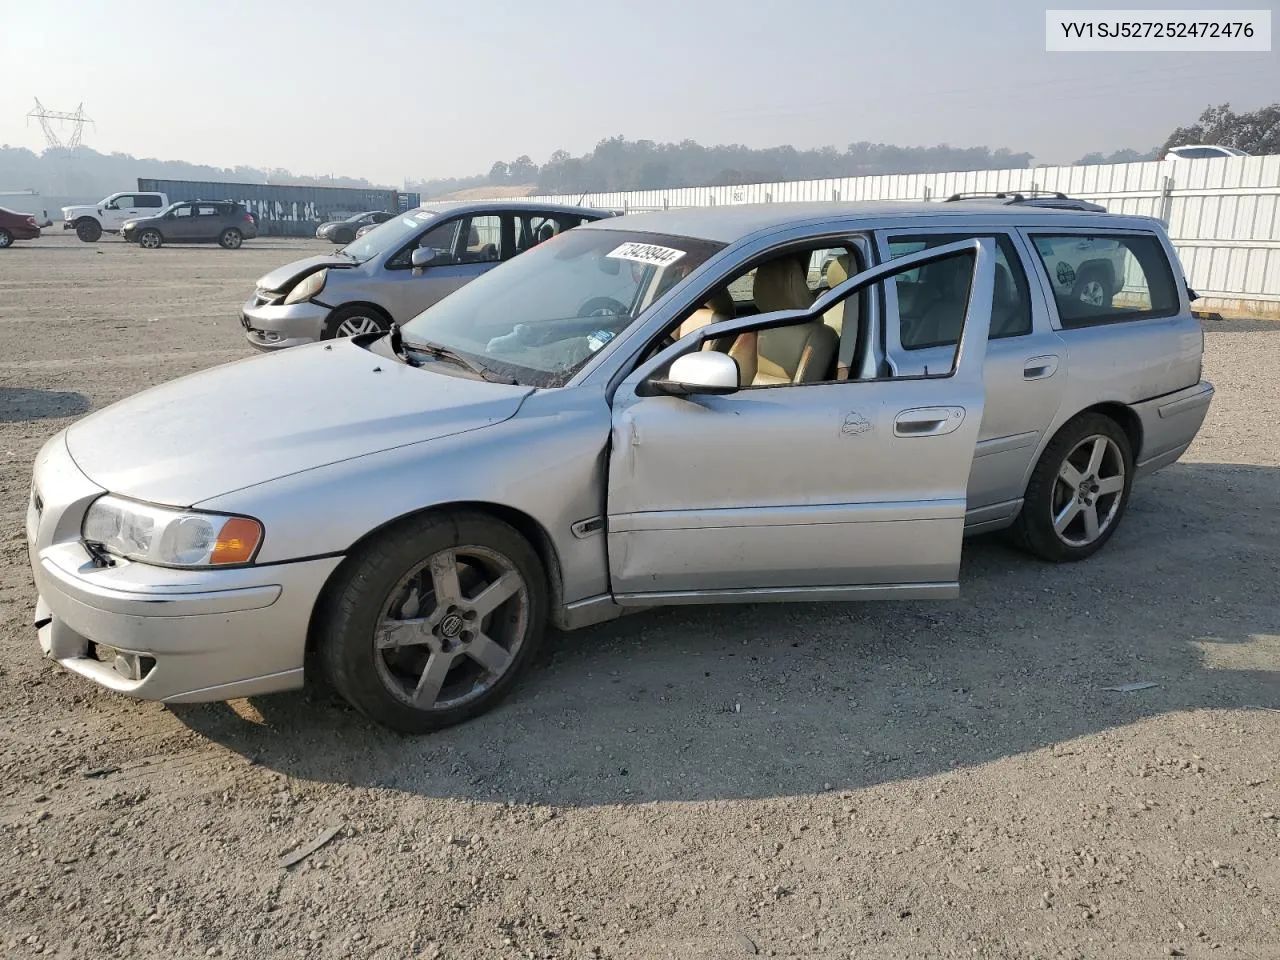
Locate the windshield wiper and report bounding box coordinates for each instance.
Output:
[401,336,517,384]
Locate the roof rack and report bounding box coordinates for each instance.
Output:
[943,190,1106,212]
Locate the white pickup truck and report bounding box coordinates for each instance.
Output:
[62,191,169,242]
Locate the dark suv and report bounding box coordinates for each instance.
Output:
[121,201,259,249]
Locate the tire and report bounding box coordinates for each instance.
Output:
[1070,266,1112,308]
[1011,413,1134,563]
[322,304,389,340]
[0,229,12,249]
[138,229,163,250]
[219,228,243,250]
[75,218,102,243]
[317,510,547,734]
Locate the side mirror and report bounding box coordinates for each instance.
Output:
[645,351,740,397]
[411,247,441,273]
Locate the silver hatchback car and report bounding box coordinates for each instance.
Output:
[241,200,608,350]
[29,199,1214,733]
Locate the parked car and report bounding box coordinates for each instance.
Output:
[241,201,605,349]
[317,211,396,244]
[28,198,1214,733]
[121,201,259,249]
[0,207,42,247]
[354,221,379,239]
[0,191,53,227]
[62,191,169,242]
[1163,144,1249,160]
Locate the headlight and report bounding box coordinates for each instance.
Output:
[82,495,263,567]
[283,269,328,305]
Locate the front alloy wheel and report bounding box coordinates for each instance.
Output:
[318,511,547,733]
[139,229,162,249]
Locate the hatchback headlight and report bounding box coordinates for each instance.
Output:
[83,495,263,567]
[284,269,328,305]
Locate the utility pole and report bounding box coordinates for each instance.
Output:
[27,98,95,149]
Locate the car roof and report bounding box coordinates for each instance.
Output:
[578,201,1161,244]
[409,199,607,219]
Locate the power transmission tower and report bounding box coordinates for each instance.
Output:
[27,98,95,149]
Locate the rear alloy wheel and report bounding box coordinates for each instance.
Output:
[323,305,389,340]
[1012,413,1133,562]
[75,219,102,242]
[219,228,243,249]
[0,229,12,249]
[138,229,163,249]
[318,511,547,733]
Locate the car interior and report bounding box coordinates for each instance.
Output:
[662,244,869,385]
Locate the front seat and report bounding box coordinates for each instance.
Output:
[746,256,838,385]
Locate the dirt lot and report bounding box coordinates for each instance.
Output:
[1,232,1278,960]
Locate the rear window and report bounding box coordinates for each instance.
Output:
[1029,233,1179,328]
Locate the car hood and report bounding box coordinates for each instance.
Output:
[61,204,97,216]
[64,340,534,506]
[256,254,356,292]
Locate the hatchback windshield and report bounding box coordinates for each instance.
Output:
[341,209,441,262]
[399,228,726,387]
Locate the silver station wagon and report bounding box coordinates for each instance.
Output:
[28,197,1214,733]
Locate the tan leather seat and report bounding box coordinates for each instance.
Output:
[677,289,735,340]
[741,257,838,385]
[823,255,850,336]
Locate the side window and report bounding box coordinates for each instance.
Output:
[387,219,460,268]
[460,215,503,263]
[172,205,193,218]
[136,195,163,208]
[111,195,137,209]
[1028,232,1178,328]
[886,233,1032,347]
[662,243,866,387]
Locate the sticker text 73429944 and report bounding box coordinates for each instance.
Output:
[606,242,687,268]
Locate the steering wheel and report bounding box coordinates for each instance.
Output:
[577,297,628,319]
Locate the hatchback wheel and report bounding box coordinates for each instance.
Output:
[0,229,12,248]
[219,228,243,249]
[138,229,163,249]
[318,511,547,733]
[1012,413,1133,562]
[323,305,388,339]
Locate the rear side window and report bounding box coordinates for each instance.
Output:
[1029,233,1178,328]
[886,233,1033,347]
[136,195,164,208]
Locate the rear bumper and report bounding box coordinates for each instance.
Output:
[1133,379,1215,477]
[241,296,330,352]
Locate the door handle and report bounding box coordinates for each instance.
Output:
[1023,355,1060,380]
[894,406,966,438]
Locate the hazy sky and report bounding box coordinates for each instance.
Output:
[1,0,1276,186]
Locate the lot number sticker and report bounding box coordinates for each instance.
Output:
[606,242,686,268]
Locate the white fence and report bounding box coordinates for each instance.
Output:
[496,155,1280,316]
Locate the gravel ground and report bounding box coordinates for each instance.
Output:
[1,232,1278,960]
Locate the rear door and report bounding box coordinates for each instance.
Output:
[877,228,1067,525]
[605,238,996,603]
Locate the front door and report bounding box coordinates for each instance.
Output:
[605,238,996,603]
[165,204,201,241]
[381,214,511,321]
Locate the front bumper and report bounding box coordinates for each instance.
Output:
[241,295,330,352]
[27,433,343,703]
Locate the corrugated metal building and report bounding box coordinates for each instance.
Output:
[136,179,421,237]
[498,155,1280,316]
